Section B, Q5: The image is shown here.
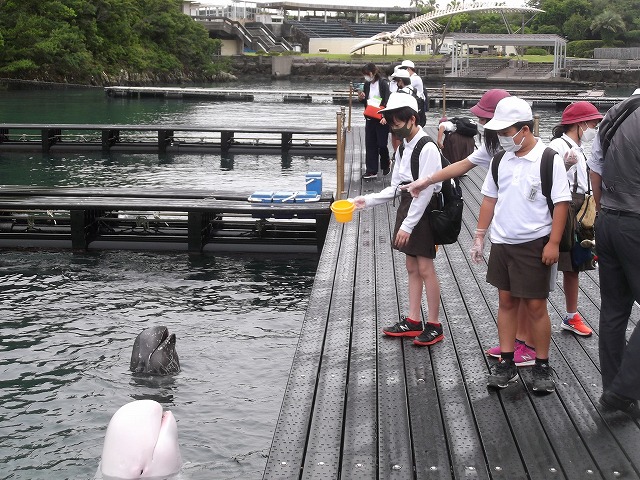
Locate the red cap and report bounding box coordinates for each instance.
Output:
[561,101,603,125]
[469,89,511,119]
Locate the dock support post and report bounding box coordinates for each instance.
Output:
[158,130,174,153]
[70,209,103,250]
[336,109,346,199]
[281,133,292,151]
[315,210,331,251]
[188,211,213,253]
[41,128,61,153]
[221,132,234,152]
[102,129,120,152]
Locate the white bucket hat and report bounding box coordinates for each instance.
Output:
[391,69,411,82]
[379,92,418,114]
[484,97,533,131]
[400,60,415,70]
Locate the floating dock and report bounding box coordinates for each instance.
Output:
[262,125,640,479]
[0,123,337,155]
[0,186,333,253]
[104,85,626,109]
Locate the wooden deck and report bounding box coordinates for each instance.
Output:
[263,126,640,480]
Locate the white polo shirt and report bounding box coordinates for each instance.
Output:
[548,134,589,194]
[481,138,572,245]
[364,129,442,234]
[468,142,492,168]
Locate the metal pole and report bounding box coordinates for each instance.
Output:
[442,83,447,118]
[348,82,353,132]
[533,113,540,137]
[336,110,345,199]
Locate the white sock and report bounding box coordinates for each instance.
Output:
[565,312,577,320]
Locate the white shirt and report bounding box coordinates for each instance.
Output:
[364,129,442,234]
[368,80,381,102]
[588,134,604,175]
[409,73,425,100]
[548,134,589,194]
[440,121,456,132]
[481,138,572,244]
[468,142,493,168]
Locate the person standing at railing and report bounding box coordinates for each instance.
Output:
[358,63,391,179]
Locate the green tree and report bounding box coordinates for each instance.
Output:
[590,10,626,45]
[563,13,592,41]
[0,0,225,83]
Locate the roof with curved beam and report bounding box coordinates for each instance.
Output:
[350,2,544,53]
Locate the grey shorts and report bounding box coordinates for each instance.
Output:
[486,237,551,299]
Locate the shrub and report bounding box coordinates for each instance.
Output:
[567,40,605,58]
[525,47,548,55]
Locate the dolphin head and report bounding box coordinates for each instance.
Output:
[130,326,180,375]
[100,399,182,479]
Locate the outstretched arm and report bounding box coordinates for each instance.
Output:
[401,158,475,197]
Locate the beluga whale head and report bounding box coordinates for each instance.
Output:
[130,326,180,375]
[100,399,182,479]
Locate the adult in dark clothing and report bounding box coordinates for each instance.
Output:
[358,63,391,179]
[587,88,640,419]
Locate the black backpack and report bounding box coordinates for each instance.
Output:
[399,136,463,245]
[452,117,478,137]
[491,147,574,252]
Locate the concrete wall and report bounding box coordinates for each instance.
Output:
[308,37,405,55]
[220,39,243,56]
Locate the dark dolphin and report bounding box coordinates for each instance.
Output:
[130,326,180,375]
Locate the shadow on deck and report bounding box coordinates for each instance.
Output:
[263,126,640,480]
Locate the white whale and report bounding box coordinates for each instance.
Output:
[100,399,182,479]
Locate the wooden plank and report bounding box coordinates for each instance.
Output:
[262,213,344,479]
[340,178,377,479]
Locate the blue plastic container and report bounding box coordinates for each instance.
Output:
[272,192,297,203]
[305,172,323,195]
[248,191,274,203]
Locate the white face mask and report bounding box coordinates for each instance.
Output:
[364,75,374,83]
[580,124,597,143]
[498,128,525,153]
[476,123,485,135]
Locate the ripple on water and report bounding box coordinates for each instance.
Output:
[0,250,317,479]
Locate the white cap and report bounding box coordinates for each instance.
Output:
[379,92,419,114]
[391,69,411,82]
[484,96,533,131]
[633,88,640,96]
[400,60,415,70]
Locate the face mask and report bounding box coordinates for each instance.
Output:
[364,75,373,83]
[391,121,413,139]
[498,128,524,153]
[476,123,485,135]
[580,125,596,143]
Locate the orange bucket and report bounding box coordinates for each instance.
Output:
[330,199,355,223]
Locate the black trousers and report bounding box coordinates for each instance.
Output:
[597,209,640,399]
[364,118,390,174]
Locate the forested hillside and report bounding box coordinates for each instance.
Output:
[0,0,226,84]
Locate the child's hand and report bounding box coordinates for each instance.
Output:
[400,176,432,198]
[470,228,487,264]
[563,148,579,169]
[353,196,366,210]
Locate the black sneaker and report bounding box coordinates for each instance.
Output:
[531,362,556,393]
[487,359,518,389]
[413,323,444,346]
[599,390,640,419]
[382,316,422,337]
[382,167,391,176]
[362,171,377,180]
